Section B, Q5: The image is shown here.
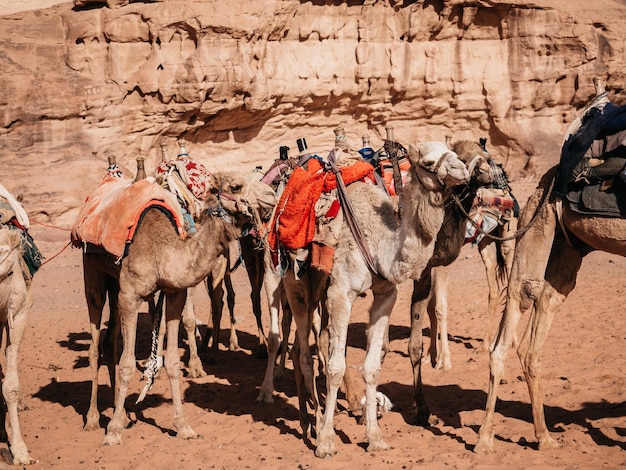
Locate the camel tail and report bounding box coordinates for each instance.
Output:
[137,291,165,404]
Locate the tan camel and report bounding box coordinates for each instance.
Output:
[268,139,468,457]
[0,227,35,465]
[409,141,517,425]
[474,164,626,453]
[79,172,264,445]
[475,81,626,453]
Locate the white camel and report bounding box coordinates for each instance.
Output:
[0,227,35,465]
[263,137,468,457]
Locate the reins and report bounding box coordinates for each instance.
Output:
[450,175,555,242]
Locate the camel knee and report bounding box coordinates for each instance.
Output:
[519,279,543,311]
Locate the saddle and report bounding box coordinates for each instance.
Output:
[71,175,185,259]
[566,178,626,217]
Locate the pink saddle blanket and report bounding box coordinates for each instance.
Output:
[71,175,186,258]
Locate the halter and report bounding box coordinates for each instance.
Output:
[412,147,450,191]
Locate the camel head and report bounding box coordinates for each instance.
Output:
[407,141,469,190]
[206,171,278,228]
[451,140,494,186]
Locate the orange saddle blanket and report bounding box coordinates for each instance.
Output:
[71,175,186,258]
[268,158,376,252]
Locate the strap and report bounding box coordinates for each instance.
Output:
[326,150,381,277]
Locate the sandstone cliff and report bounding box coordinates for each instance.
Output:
[1,0,625,226]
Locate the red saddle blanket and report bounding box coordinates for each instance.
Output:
[71,175,186,258]
[268,158,376,252]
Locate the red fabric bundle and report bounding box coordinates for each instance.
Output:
[268,159,375,252]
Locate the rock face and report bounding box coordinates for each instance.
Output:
[1,0,625,225]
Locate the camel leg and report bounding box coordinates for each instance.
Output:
[291,331,313,441]
[83,255,109,431]
[205,276,225,365]
[256,254,283,404]
[476,240,500,353]
[276,292,292,379]
[3,293,35,464]
[163,290,198,440]
[362,285,396,452]
[182,289,206,378]
[102,291,142,446]
[315,282,357,458]
[283,271,319,441]
[477,218,517,353]
[241,236,268,355]
[408,273,432,426]
[223,273,239,351]
[318,304,361,417]
[475,194,556,454]
[430,266,452,370]
[519,239,582,450]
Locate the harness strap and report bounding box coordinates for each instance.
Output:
[327,150,381,278]
[555,198,575,248]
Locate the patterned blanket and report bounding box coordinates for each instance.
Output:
[71,175,186,259]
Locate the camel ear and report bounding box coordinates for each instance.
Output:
[407,144,421,164]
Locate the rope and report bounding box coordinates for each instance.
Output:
[39,241,71,267]
[30,219,71,231]
[451,175,555,243]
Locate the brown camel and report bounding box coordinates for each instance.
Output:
[79,172,264,445]
[268,138,469,457]
[475,82,626,453]
[0,227,35,465]
[408,140,518,424]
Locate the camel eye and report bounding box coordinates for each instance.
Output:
[230,183,243,193]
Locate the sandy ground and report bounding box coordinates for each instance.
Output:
[4,177,626,470]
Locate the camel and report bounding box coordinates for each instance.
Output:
[407,139,518,425]
[78,172,266,445]
[475,82,626,453]
[0,227,35,465]
[267,136,469,457]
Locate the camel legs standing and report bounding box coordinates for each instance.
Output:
[408,269,434,426]
[282,267,327,441]
[426,265,452,370]
[475,193,559,453]
[518,239,582,449]
[83,253,120,431]
[240,235,269,354]
[476,217,517,352]
[2,283,34,464]
[316,279,396,458]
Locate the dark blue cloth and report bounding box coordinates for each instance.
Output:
[556,101,626,197]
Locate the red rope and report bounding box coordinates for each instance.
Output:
[31,219,71,231]
[40,241,72,267]
[28,219,73,267]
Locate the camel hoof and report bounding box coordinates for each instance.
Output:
[177,426,199,440]
[255,391,274,404]
[367,439,390,452]
[473,438,495,454]
[434,360,452,371]
[538,435,561,450]
[314,442,337,459]
[83,420,100,432]
[187,365,207,379]
[228,343,240,352]
[101,433,122,446]
[6,443,36,465]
